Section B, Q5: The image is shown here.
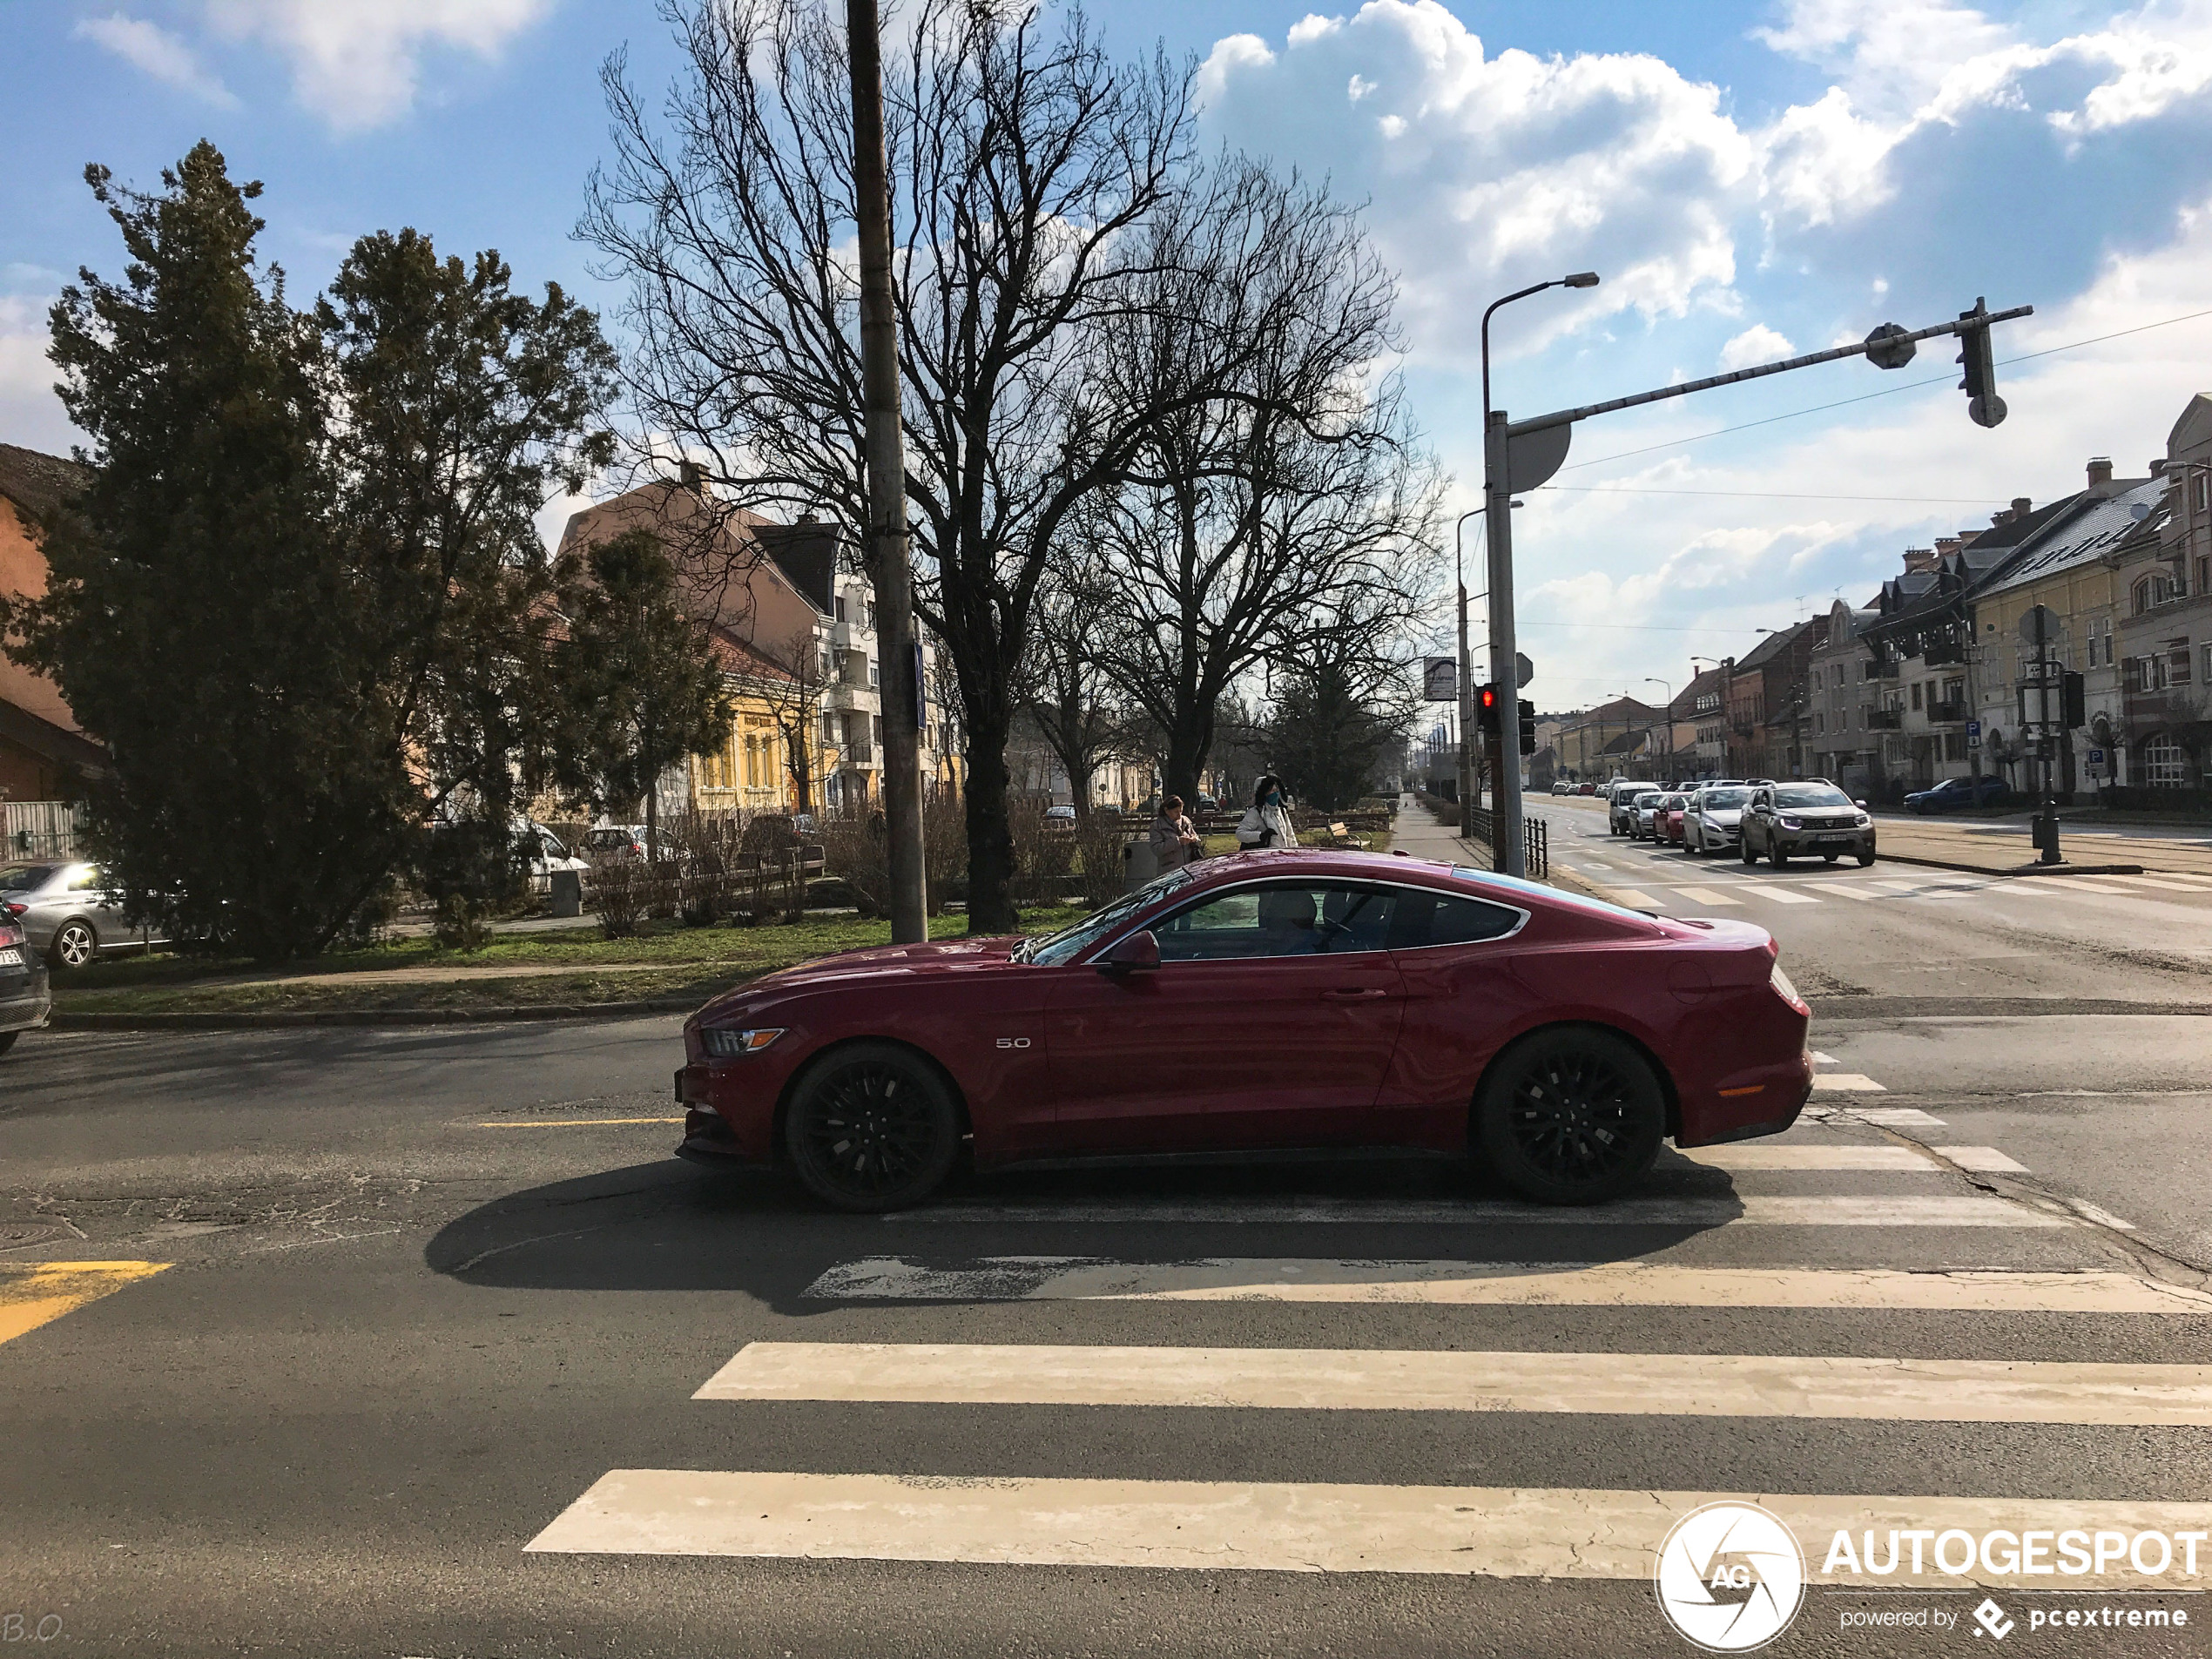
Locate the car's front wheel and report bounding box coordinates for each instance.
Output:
[1476,1026,1667,1204]
[51,920,97,970]
[783,1041,961,1212]
[1740,833,1757,865]
[1769,840,1790,868]
[1857,850,1877,867]
[0,1030,17,1057]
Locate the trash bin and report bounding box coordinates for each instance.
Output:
[1122,838,1159,893]
[549,867,583,918]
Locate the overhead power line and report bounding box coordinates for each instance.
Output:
[1552,305,2212,477]
[1544,485,1995,503]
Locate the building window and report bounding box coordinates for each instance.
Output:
[834,595,847,623]
[1814,712,1824,735]
[2134,574,2172,614]
[1910,682,1923,711]
[2141,735,2188,787]
[2196,555,2209,597]
[2170,642,2194,686]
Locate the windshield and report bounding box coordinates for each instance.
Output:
[1699,788,1750,808]
[1775,784,1852,808]
[0,864,56,892]
[1025,867,1196,966]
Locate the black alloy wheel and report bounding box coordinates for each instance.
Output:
[1740,832,1757,865]
[783,1041,961,1212]
[1475,1026,1667,1205]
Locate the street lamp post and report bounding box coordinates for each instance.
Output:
[1453,508,1483,840]
[1483,271,1598,876]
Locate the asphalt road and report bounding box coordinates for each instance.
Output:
[4,873,2212,1655]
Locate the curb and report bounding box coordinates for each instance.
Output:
[47,998,698,1031]
[1809,995,2212,1021]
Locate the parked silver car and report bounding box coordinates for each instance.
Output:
[0,861,170,968]
[1682,785,1753,855]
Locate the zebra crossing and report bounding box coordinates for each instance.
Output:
[526,1057,2212,1612]
[1562,853,2212,914]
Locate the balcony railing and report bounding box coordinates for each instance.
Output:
[1867,709,1903,730]
[1928,700,1967,724]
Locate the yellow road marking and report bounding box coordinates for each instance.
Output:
[475,1116,687,1128]
[0,1261,167,1347]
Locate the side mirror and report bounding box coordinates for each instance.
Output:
[1098,929,1160,974]
[1855,799,1869,809]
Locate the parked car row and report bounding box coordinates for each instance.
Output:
[1597,778,1878,867]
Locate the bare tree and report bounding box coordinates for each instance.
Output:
[585,0,1228,931]
[1084,158,1438,803]
[1018,557,1131,819]
[752,623,831,812]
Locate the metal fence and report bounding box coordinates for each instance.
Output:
[1462,807,1548,881]
[3,800,78,860]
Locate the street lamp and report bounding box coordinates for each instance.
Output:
[1480,271,1598,875]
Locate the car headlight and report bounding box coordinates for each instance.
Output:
[1854,813,1871,827]
[1778,815,1803,830]
[700,1026,785,1058]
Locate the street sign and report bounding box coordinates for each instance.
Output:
[1966,718,1981,737]
[1423,658,1457,701]
[2018,605,2061,646]
[1966,735,1980,751]
[2088,747,2107,776]
[1515,651,1534,689]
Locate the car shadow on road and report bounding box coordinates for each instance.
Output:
[422,1150,1738,1307]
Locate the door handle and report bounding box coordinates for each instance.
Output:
[1320,988,1389,1001]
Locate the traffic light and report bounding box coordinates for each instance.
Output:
[1476,683,1501,738]
[1519,706,1537,756]
[2062,671,2086,729]
[1957,297,2006,428]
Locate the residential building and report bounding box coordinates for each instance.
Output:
[1669,666,1728,779]
[1860,496,2077,796]
[2110,395,2212,792]
[1552,697,1662,781]
[560,472,960,816]
[0,444,105,801]
[1723,618,1824,781]
[1805,599,1880,795]
[1970,461,2156,796]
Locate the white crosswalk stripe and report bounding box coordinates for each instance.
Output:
[880,1195,2057,1226]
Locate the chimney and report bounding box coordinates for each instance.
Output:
[2086,456,2114,492]
[1901,547,1938,573]
[1935,536,1963,558]
[2012,496,2033,519]
[2151,458,2168,478]
[1991,509,2013,528]
[678,459,705,493]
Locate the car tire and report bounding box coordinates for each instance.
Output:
[51,920,98,970]
[1475,1025,1668,1205]
[1769,841,1789,869]
[0,1030,16,1056]
[1822,853,1839,864]
[782,1041,962,1213]
[1739,835,1757,866]
[1857,851,1877,867]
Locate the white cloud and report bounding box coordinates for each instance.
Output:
[1196,1,1756,361]
[74,13,239,108]
[0,297,80,458]
[204,0,554,132]
[1719,325,1795,371]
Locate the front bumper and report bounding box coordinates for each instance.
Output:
[672,1061,775,1166]
[1777,827,1876,857]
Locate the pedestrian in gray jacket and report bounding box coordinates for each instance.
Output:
[1150,795,1201,870]
[1235,776,1299,849]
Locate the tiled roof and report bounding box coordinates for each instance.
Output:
[0,443,86,521]
[1980,476,2166,597]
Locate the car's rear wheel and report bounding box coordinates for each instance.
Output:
[783,1041,961,1212]
[1476,1026,1667,1205]
[51,920,97,970]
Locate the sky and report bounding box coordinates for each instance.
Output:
[6,0,2212,712]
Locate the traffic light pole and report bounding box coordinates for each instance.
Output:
[1481,300,2031,880]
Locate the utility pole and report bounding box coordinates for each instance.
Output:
[1482,296,2030,876]
[846,0,926,941]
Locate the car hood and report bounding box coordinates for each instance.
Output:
[690,934,1023,1025]
[1702,808,1743,825]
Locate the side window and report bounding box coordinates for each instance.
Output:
[1155,883,1396,961]
[1392,889,1521,949]
[68,866,102,892]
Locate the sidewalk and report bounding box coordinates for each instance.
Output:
[1867,814,2212,878]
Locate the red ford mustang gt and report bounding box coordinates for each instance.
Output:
[675,849,1812,1211]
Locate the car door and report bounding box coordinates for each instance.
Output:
[1042,880,1407,1155]
[1378,883,1534,1147]
[1743,787,1773,851]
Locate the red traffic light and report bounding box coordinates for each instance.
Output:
[1477,685,1500,711]
[1476,683,1501,738]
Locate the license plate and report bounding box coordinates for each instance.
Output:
[0,948,20,968]
[1815,833,1854,844]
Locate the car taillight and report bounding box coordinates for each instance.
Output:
[1770,960,1808,1014]
[3,901,24,917]
[0,922,22,948]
